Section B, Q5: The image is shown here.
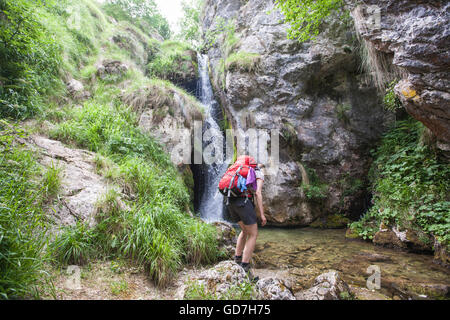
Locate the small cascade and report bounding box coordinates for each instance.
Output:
[196,53,229,222]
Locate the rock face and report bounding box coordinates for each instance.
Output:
[295,270,351,300]
[201,0,392,225]
[353,0,450,154]
[30,135,114,227]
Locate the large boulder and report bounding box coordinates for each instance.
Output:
[295,270,351,300]
[202,0,392,226]
[183,260,249,299]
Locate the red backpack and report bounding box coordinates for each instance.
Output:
[218,155,257,204]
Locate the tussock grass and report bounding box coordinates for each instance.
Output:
[352,6,405,91]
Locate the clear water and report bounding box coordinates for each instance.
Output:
[197,54,229,222]
[255,227,450,299]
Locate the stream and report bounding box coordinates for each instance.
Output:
[254,227,450,299]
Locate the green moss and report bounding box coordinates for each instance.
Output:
[225,51,261,73]
[311,214,350,229]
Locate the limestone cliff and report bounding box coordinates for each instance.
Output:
[201,0,392,225]
[352,0,450,156]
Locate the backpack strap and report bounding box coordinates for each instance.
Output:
[226,165,243,205]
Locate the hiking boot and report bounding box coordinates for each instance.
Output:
[240,262,259,282]
[234,255,242,264]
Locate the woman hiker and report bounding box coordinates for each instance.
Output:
[225,160,267,279]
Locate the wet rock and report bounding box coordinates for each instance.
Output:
[255,278,295,300]
[433,238,450,268]
[373,229,407,249]
[66,79,91,101]
[349,285,391,300]
[356,251,392,263]
[383,276,450,300]
[345,227,360,240]
[310,214,350,229]
[295,270,351,300]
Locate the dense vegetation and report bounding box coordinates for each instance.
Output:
[0,0,221,299]
[0,121,55,298]
[350,118,450,247]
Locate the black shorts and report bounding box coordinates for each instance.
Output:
[227,197,257,225]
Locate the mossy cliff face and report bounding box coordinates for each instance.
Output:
[201,0,392,226]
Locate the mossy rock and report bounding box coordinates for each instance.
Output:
[345,227,360,240]
[311,214,350,229]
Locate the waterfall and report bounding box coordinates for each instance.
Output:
[197,53,229,222]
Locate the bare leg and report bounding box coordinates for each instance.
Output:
[235,226,247,257]
[239,222,258,263]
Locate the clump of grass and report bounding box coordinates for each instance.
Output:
[225,51,261,73]
[49,222,97,265]
[49,97,220,287]
[300,165,328,202]
[42,161,62,199]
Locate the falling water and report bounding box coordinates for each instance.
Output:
[197,54,229,222]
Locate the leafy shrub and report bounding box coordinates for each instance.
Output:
[275,0,346,42]
[0,0,62,119]
[383,80,403,111]
[350,118,450,244]
[300,166,328,202]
